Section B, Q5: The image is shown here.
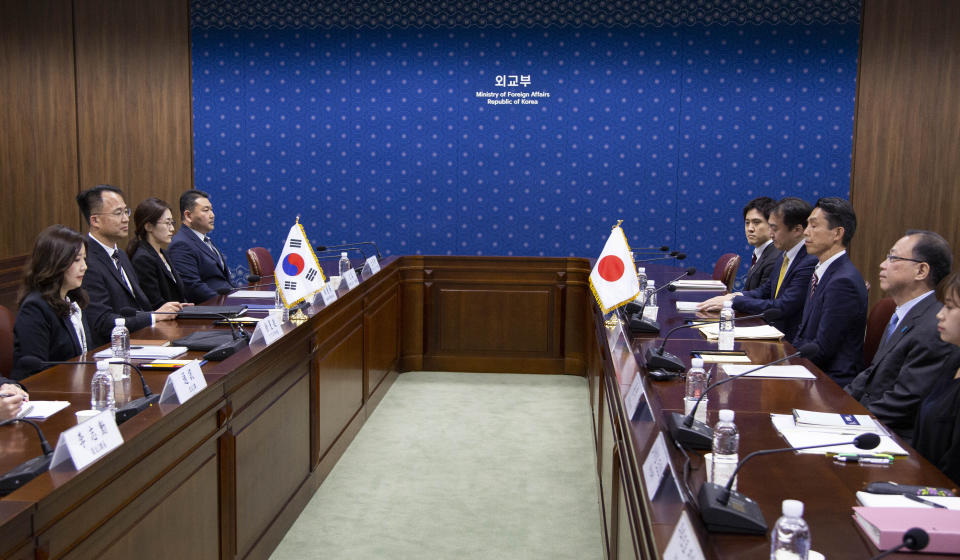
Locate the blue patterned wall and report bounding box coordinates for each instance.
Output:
[191,1,859,282]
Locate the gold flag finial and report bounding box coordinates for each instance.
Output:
[295,214,301,225]
[612,219,623,230]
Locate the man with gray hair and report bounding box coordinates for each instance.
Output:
[845,230,960,440]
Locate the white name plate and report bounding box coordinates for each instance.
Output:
[159,360,207,404]
[663,511,706,560]
[317,282,337,306]
[342,268,360,290]
[642,432,670,499]
[642,305,659,322]
[250,314,284,346]
[50,410,123,471]
[623,372,648,421]
[361,256,380,280]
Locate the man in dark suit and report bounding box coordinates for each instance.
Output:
[77,186,182,345]
[699,197,817,342]
[793,197,868,386]
[167,189,235,303]
[741,196,781,292]
[845,230,960,440]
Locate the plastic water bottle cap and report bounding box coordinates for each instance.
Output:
[782,499,804,518]
[718,409,735,422]
[638,267,645,273]
[114,317,125,327]
[646,280,655,287]
[690,357,704,369]
[96,360,110,371]
[341,252,348,257]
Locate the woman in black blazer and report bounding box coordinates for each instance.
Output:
[128,198,187,309]
[913,270,960,484]
[12,225,93,380]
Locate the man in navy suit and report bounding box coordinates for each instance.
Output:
[77,186,183,346]
[167,189,235,303]
[698,197,817,342]
[846,230,960,439]
[741,196,781,292]
[793,197,868,386]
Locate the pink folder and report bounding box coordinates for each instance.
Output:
[853,507,960,554]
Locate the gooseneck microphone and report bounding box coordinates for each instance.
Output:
[316,241,382,260]
[635,253,686,264]
[666,343,820,450]
[869,527,930,559]
[18,357,160,425]
[625,267,696,334]
[698,432,881,534]
[632,245,670,254]
[645,308,783,372]
[0,417,54,496]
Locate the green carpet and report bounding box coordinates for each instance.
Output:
[270,371,603,560]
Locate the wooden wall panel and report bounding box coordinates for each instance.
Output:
[73,0,193,213]
[851,0,960,306]
[0,0,81,257]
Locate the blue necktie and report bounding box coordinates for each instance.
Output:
[882,313,900,346]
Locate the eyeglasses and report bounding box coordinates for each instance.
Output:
[156,220,176,228]
[885,254,925,264]
[93,207,131,218]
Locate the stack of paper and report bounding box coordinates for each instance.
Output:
[94,346,188,360]
[675,301,701,312]
[720,364,816,379]
[671,279,728,291]
[769,414,906,455]
[792,409,881,433]
[856,491,960,510]
[698,324,785,340]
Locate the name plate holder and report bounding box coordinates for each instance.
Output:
[50,410,124,471]
[360,256,380,280]
[623,371,652,422]
[341,268,360,292]
[641,432,686,503]
[250,314,284,346]
[662,511,706,560]
[314,282,338,307]
[159,360,208,404]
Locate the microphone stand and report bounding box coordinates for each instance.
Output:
[0,417,54,496]
[698,433,880,534]
[626,268,695,334]
[645,310,777,372]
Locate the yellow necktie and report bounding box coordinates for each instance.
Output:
[775,255,790,298]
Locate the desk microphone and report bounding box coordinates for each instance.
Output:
[645,308,783,372]
[666,343,819,450]
[625,267,696,334]
[19,357,159,425]
[316,241,382,260]
[635,253,686,264]
[0,417,53,496]
[120,308,249,361]
[698,432,880,534]
[869,528,929,559]
[632,245,670,254]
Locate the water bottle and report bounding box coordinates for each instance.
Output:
[274,286,289,322]
[644,279,657,308]
[635,267,647,300]
[711,409,739,490]
[770,499,811,560]
[91,360,115,412]
[110,317,130,381]
[718,300,735,351]
[684,357,709,424]
[338,251,351,277]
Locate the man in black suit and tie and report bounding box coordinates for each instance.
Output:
[845,230,960,440]
[167,189,235,303]
[698,197,817,342]
[741,196,781,292]
[77,186,183,345]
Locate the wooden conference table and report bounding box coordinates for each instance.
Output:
[0,256,954,559]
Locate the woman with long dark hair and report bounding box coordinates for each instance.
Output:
[128,197,187,308]
[11,225,93,380]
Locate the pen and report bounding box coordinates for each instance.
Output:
[904,493,947,508]
[0,393,16,398]
[833,456,893,465]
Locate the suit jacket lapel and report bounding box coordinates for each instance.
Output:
[91,240,130,295]
[60,316,82,355]
[872,293,933,364]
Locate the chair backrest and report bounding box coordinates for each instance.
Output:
[0,305,14,377]
[712,253,741,292]
[246,247,275,278]
[863,297,896,365]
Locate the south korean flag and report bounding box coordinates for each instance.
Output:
[274,220,326,307]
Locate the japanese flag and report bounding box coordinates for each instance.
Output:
[589,225,640,313]
[274,222,326,307]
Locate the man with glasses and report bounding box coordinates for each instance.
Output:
[77,185,182,345]
[846,230,960,439]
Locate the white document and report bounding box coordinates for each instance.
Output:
[94,346,188,360]
[699,324,785,340]
[855,491,960,510]
[770,414,907,455]
[22,400,71,419]
[792,409,882,431]
[227,290,276,299]
[671,279,728,291]
[675,301,701,312]
[720,364,816,379]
